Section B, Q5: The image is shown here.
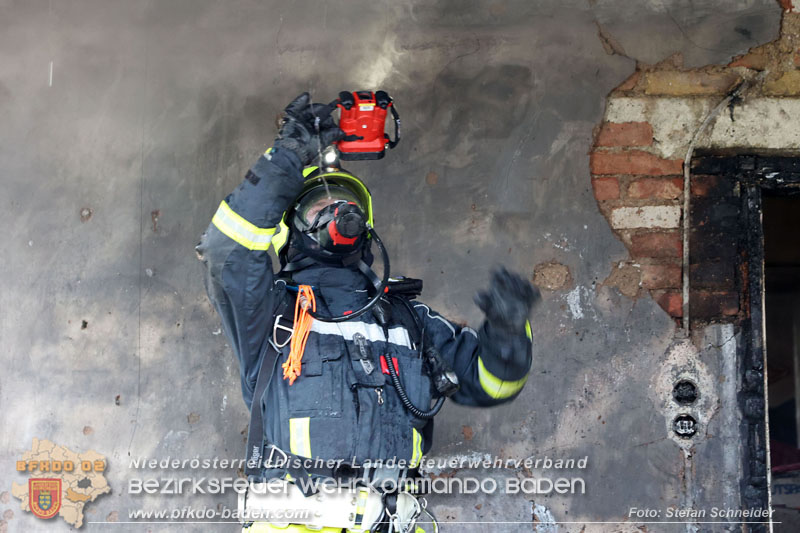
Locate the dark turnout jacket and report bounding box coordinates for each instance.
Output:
[197,147,532,472]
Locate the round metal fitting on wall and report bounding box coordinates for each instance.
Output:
[672,380,699,405]
[673,414,698,439]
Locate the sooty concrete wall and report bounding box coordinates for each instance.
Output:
[0,1,782,531]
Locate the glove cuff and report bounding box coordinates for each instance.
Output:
[259,147,303,176]
[478,322,532,380]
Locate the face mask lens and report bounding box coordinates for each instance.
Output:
[296,187,361,227]
[303,198,336,226]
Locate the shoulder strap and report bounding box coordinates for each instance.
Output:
[244,306,292,478]
[242,294,332,496]
[380,276,424,346]
[387,293,424,347]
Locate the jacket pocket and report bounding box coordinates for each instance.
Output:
[285,334,344,417]
[388,351,433,422]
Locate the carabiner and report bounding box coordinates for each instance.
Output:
[272,314,294,348]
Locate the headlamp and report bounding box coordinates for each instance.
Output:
[321,146,339,168]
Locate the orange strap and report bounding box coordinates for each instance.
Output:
[282,285,316,385]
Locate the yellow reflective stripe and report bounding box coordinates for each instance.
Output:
[271,219,290,253]
[525,320,532,341]
[289,417,312,458]
[410,428,422,467]
[354,487,369,527]
[246,525,342,532]
[211,200,276,251]
[300,169,374,227]
[323,172,373,228]
[477,357,528,400]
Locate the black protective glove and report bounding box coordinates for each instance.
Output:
[474,267,540,334]
[273,92,345,166]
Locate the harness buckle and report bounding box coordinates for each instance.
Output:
[272,314,294,348]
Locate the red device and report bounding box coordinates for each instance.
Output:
[335,90,400,160]
[380,355,400,375]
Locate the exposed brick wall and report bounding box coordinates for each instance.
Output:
[595,122,653,147]
[590,132,744,324]
[590,150,683,175]
[589,130,746,323]
[590,9,800,325]
[590,119,686,318]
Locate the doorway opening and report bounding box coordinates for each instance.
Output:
[765,193,800,527]
[689,155,800,530]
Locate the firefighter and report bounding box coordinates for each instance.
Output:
[196,93,538,532]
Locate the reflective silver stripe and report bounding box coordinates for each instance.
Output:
[414,303,479,338]
[413,304,453,337]
[289,417,311,458]
[309,320,412,348]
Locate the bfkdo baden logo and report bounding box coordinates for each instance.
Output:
[28,478,62,519]
[12,438,111,528]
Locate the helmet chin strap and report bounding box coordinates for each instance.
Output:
[280,227,390,323]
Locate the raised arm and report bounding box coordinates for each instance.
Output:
[415,268,539,407]
[196,93,343,407]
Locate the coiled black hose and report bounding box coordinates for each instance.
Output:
[386,360,444,419]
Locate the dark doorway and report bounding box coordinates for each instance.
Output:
[765,195,800,457]
[765,194,800,528]
[690,155,800,531]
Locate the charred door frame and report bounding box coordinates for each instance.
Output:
[692,155,800,530]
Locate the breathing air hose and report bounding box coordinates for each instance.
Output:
[385,361,445,419]
[377,295,458,420]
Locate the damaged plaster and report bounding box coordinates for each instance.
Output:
[531,502,557,533]
[601,7,800,158]
[591,2,800,326]
[602,261,642,299]
[533,261,574,291]
[587,1,798,528]
[605,96,800,158]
